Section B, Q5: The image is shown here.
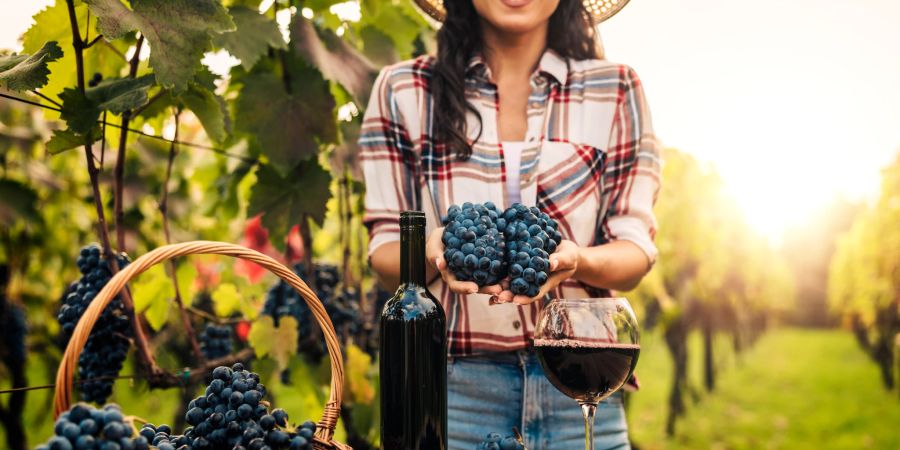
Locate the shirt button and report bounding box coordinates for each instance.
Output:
[513,320,521,329]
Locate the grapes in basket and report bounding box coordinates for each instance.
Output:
[38,363,319,450]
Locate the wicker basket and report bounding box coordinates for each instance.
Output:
[52,241,352,450]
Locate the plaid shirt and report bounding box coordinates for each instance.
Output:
[360,50,661,356]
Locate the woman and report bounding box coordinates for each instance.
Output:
[360,0,660,448]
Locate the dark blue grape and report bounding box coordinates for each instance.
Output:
[442,202,507,286]
[38,403,145,450]
[57,244,132,403]
[501,204,561,297]
[200,323,233,359]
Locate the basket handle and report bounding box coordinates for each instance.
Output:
[53,241,346,443]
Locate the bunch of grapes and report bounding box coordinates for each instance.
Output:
[36,403,148,450]
[441,202,508,286]
[200,324,234,360]
[263,264,362,352]
[174,363,315,449]
[57,244,133,403]
[501,203,562,298]
[475,432,526,450]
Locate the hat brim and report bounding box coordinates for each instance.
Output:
[412,0,631,24]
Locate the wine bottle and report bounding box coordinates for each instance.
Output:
[379,211,448,450]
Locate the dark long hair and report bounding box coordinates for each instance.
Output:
[431,0,601,160]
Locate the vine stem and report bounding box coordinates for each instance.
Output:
[114,34,143,252]
[159,110,205,363]
[64,0,161,377]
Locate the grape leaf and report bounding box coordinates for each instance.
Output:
[88,74,156,114]
[175,263,198,307]
[131,265,172,331]
[46,128,91,154]
[212,282,241,317]
[248,315,298,371]
[180,83,229,142]
[235,57,336,175]
[58,88,101,135]
[23,2,129,100]
[344,343,375,404]
[84,0,235,93]
[248,160,333,250]
[58,75,154,135]
[213,6,286,71]
[291,18,376,104]
[0,41,63,92]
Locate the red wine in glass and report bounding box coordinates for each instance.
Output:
[534,339,640,403]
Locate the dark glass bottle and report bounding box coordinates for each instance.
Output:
[379,211,448,450]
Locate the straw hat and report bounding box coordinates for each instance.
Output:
[413,0,631,24]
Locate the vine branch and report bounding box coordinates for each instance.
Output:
[159,110,205,363]
[114,34,143,252]
[64,0,161,378]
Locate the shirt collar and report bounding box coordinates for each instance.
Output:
[466,48,568,85]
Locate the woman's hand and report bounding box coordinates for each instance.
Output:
[425,227,504,296]
[493,240,580,305]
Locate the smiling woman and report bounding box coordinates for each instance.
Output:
[364,0,659,449]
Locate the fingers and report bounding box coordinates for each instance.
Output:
[478,284,503,295]
[425,227,446,269]
[489,290,515,305]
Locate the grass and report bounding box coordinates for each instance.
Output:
[626,328,900,449]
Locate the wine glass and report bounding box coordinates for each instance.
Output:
[533,298,640,450]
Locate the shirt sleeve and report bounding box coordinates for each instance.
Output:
[359,66,418,256]
[601,65,662,265]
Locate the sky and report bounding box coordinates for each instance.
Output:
[2,0,900,242]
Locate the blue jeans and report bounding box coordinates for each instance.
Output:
[448,349,630,450]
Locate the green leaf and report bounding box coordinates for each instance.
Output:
[212,282,241,317]
[84,0,235,93]
[213,6,285,71]
[180,83,229,142]
[248,160,332,250]
[46,128,90,154]
[131,265,172,331]
[58,76,154,138]
[248,315,298,371]
[291,18,376,104]
[59,88,100,135]
[344,343,375,404]
[235,60,336,175]
[0,41,63,92]
[0,179,41,226]
[86,74,156,114]
[176,262,198,307]
[23,2,129,101]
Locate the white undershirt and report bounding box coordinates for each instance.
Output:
[502,141,525,206]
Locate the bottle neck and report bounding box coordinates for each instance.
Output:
[400,223,426,286]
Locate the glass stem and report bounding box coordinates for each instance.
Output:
[581,401,597,450]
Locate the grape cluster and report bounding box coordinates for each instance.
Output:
[475,432,526,450]
[200,324,234,360]
[501,203,562,298]
[441,202,508,286]
[37,403,148,450]
[57,244,133,403]
[173,363,316,449]
[263,264,362,352]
